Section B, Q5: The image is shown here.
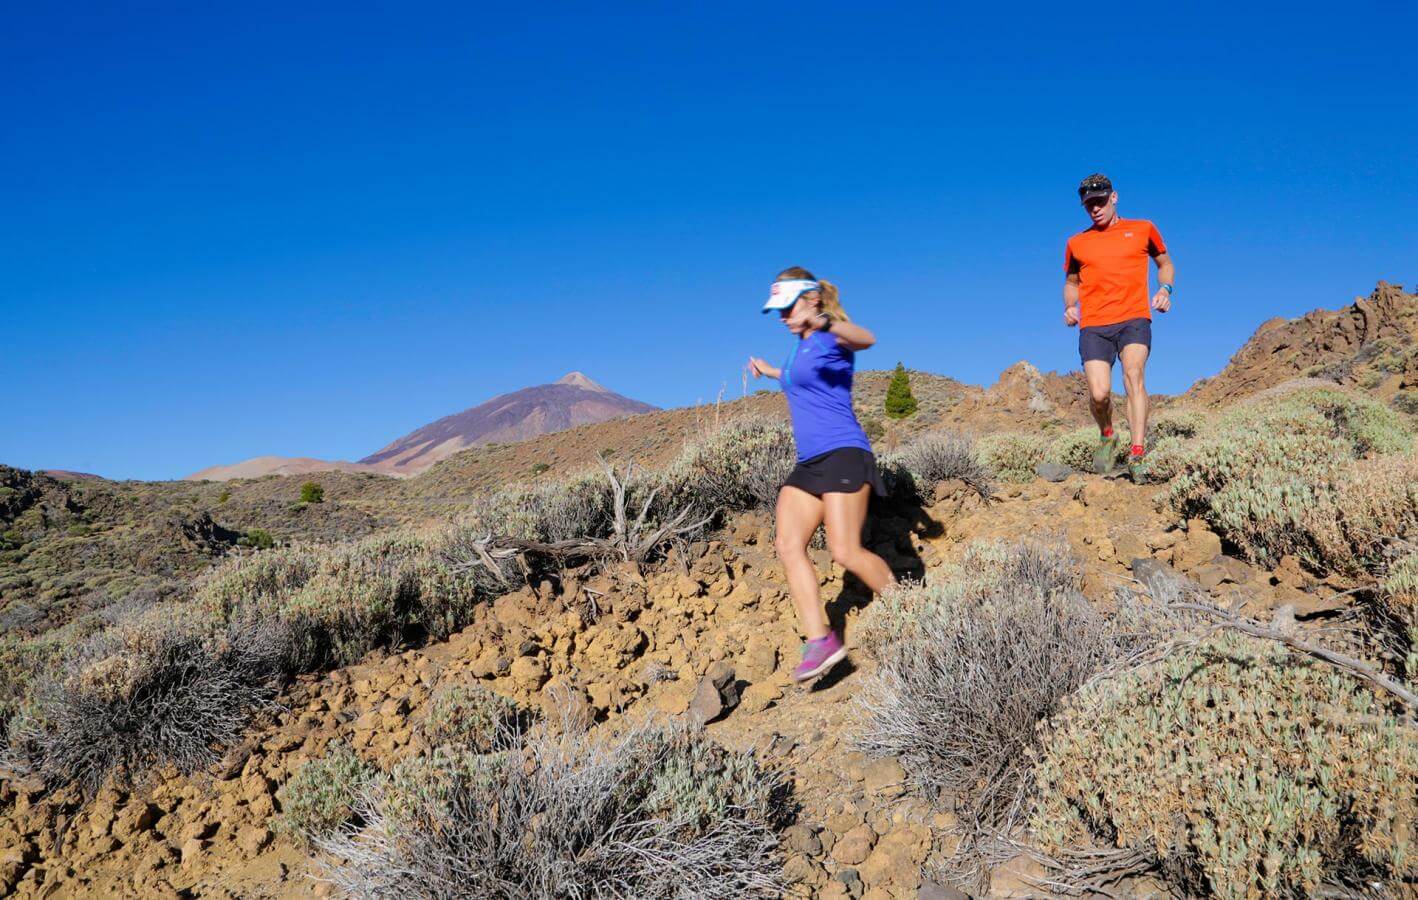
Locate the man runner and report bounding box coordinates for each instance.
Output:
[1063,173,1175,481]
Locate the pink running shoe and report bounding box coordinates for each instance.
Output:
[793,631,847,683]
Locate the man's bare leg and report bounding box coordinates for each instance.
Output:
[1119,343,1150,449]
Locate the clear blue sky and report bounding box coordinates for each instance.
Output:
[4,2,1415,480]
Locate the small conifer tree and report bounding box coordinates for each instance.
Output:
[300,482,325,504]
[884,362,919,419]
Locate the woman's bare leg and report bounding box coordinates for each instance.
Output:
[774,485,828,640]
[823,486,895,593]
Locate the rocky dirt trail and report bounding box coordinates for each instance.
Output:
[3,471,1334,899]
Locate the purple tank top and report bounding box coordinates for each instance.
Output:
[782,330,872,462]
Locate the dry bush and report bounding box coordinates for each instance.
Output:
[5,607,291,793]
[274,741,375,846]
[207,531,497,671]
[660,417,796,516]
[853,541,1113,835]
[463,471,616,544]
[974,432,1047,483]
[1032,633,1418,898]
[316,723,789,899]
[880,432,992,499]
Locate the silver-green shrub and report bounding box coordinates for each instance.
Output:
[316,723,788,899]
[975,432,1047,483]
[854,541,1113,829]
[422,682,526,752]
[1032,633,1418,898]
[274,741,374,845]
[1162,387,1414,570]
[660,417,796,515]
[1045,426,1128,472]
[880,431,993,499]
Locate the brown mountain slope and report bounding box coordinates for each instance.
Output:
[1185,281,1417,406]
[357,372,658,475]
[186,456,389,482]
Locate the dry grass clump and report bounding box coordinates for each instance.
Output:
[974,432,1047,483]
[4,607,290,793]
[853,541,1114,833]
[316,723,789,899]
[1032,633,1418,898]
[880,432,993,499]
[274,741,375,846]
[1158,387,1415,570]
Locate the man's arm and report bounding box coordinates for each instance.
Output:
[1151,252,1175,312]
[1063,272,1081,326]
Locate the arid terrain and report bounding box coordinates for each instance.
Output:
[1,283,1415,898]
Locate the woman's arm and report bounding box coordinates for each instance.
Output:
[747,357,781,380]
[823,316,875,351]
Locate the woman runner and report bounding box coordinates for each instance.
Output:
[747,267,895,683]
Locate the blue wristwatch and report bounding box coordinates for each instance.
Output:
[1160,283,1174,295]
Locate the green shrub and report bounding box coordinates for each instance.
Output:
[238,527,275,550]
[975,432,1047,483]
[1033,633,1418,898]
[300,482,325,504]
[884,362,919,419]
[529,462,551,476]
[274,742,375,845]
[217,490,231,504]
[422,683,525,752]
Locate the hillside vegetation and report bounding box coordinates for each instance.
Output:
[0,284,1415,898]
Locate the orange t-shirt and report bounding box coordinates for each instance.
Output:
[1064,218,1167,328]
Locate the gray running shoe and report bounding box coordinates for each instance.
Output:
[1092,435,1119,474]
[1127,450,1150,484]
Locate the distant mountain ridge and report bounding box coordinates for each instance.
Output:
[358,372,657,475]
[185,372,658,482]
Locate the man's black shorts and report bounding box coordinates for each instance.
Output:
[1079,317,1152,365]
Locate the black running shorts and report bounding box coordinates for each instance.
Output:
[1079,316,1152,366]
[783,447,887,498]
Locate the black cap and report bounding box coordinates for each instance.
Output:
[1078,173,1113,202]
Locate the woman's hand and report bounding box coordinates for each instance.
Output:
[746,357,780,379]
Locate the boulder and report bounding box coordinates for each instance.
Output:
[1172,520,1222,571]
[687,661,738,725]
[832,824,877,866]
[1034,462,1072,483]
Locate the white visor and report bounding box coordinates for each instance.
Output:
[762,279,819,313]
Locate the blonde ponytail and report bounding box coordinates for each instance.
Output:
[774,266,851,321]
[816,278,850,322]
